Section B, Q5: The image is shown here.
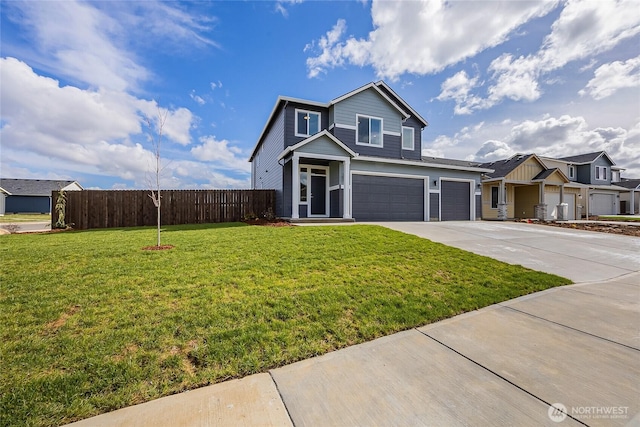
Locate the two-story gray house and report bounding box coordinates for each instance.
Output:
[249,82,492,221]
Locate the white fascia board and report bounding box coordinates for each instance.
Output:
[277,130,357,160]
[375,81,428,128]
[356,156,493,173]
[0,187,11,195]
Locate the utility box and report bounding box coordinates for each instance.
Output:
[557,203,569,221]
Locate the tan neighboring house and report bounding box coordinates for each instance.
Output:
[479,154,580,220]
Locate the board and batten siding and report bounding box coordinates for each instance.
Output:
[253,106,286,216]
[333,88,403,134]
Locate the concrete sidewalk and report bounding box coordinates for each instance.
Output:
[68,223,640,427]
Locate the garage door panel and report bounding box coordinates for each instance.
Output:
[352,175,424,221]
[591,193,616,216]
[441,181,471,221]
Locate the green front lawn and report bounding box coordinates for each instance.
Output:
[0,223,570,426]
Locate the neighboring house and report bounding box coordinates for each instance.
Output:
[479,154,579,221]
[249,81,492,221]
[542,151,629,216]
[480,150,632,221]
[0,186,7,216]
[0,179,83,214]
[618,179,640,215]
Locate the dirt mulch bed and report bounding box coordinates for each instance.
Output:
[538,221,640,237]
[243,219,294,227]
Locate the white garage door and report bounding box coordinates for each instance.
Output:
[591,193,616,216]
[545,193,576,220]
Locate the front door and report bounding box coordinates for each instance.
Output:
[310,174,327,216]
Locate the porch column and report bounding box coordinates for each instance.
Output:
[535,182,547,220]
[557,184,567,221]
[630,189,635,215]
[342,158,351,219]
[292,153,300,219]
[497,179,507,220]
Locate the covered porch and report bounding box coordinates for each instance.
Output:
[278,131,355,221]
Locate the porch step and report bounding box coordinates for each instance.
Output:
[288,218,356,224]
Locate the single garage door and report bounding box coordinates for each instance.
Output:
[591,193,616,215]
[441,180,471,221]
[352,175,424,221]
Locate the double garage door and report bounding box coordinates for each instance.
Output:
[351,175,472,221]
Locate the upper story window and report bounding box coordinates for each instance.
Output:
[295,110,320,137]
[568,165,575,179]
[357,115,383,147]
[595,166,608,181]
[611,170,620,182]
[402,126,415,150]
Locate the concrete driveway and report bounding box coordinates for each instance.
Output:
[377,221,640,282]
[68,221,640,427]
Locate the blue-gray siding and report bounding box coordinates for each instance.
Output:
[400,115,422,161]
[284,103,330,148]
[429,193,439,220]
[476,194,482,219]
[253,107,285,216]
[332,127,403,158]
[333,88,403,134]
[5,196,51,213]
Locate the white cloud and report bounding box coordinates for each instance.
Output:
[190,136,250,173]
[275,0,303,17]
[210,80,223,90]
[0,57,196,180]
[579,56,640,100]
[4,0,216,91]
[436,71,488,115]
[190,90,206,105]
[473,140,516,161]
[451,0,640,113]
[305,0,557,79]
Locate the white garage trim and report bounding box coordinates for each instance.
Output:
[351,170,430,221]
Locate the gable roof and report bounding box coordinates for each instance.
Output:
[249,81,428,161]
[375,81,429,128]
[277,130,357,160]
[558,151,615,165]
[532,168,569,183]
[479,154,536,179]
[0,179,82,196]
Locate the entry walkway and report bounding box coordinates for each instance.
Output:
[68,223,640,426]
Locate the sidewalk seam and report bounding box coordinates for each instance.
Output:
[268,371,296,427]
[501,305,640,352]
[416,329,589,427]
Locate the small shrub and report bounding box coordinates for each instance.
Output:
[261,207,275,221]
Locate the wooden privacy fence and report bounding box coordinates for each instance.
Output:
[52,189,275,230]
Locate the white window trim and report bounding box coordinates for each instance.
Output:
[595,165,608,181]
[356,114,384,148]
[402,126,415,151]
[568,165,575,179]
[295,109,321,138]
[298,164,329,217]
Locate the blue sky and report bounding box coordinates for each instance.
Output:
[1,0,639,189]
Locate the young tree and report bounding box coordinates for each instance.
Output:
[146,108,168,247]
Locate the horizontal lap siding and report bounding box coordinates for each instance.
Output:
[52,190,276,230]
[333,88,402,134]
[254,107,285,215]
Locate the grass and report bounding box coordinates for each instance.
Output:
[0,223,570,426]
[0,213,51,223]
[597,215,640,222]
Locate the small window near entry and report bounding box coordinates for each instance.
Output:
[595,166,607,181]
[402,126,414,150]
[568,165,575,179]
[295,110,320,137]
[300,169,308,202]
[356,115,383,147]
[491,186,499,209]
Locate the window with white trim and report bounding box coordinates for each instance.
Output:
[402,126,414,150]
[595,166,608,181]
[356,115,383,147]
[295,110,320,137]
[568,165,575,179]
